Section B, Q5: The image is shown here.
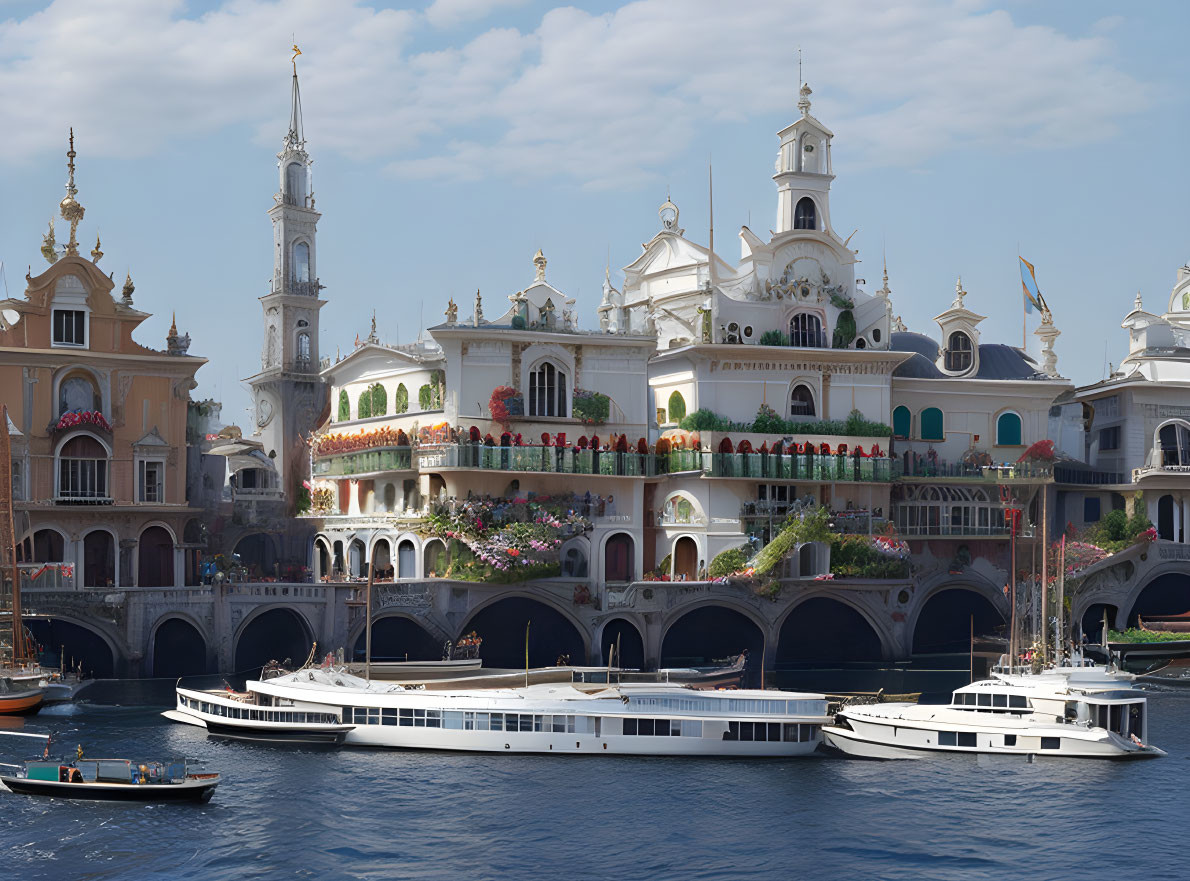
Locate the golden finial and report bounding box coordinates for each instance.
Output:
[533,249,547,282]
[59,128,85,256]
[121,270,135,305]
[40,217,58,265]
[169,312,178,336]
[90,232,103,264]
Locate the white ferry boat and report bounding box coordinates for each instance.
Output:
[822,662,1165,760]
[167,668,830,757]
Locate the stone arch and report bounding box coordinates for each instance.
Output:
[909,582,1007,654]
[659,601,766,671]
[347,537,366,578]
[603,531,635,582]
[233,532,280,578]
[23,525,67,563]
[1123,571,1190,627]
[560,537,590,578]
[313,535,332,582]
[233,605,315,672]
[82,527,117,588]
[148,614,209,678]
[775,594,889,661]
[25,614,121,678]
[369,535,394,579]
[352,612,443,662]
[397,538,417,579]
[137,523,176,587]
[423,538,448,578]
[661,490,703,525]
[597,617,645,669]
[458,594,589,668]
[52,363,108,416]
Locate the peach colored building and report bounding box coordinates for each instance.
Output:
[1,230,206,588]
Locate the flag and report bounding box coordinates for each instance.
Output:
[1019,256,1045,314]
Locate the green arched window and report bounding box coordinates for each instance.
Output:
[892,405,911,439]
[337,389,350,423]
[369,383,388,417]
[394,383,409,414]
[667,391,686,424]
[357,390,371,420]
[920,407,944,442]
[996,411,1023,446]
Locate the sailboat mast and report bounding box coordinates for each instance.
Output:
[364,558,374,682]
[0,404,22,665]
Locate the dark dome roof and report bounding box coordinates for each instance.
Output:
[974,344,1044,380]
[890,331,940,360]
[893,352,945,379]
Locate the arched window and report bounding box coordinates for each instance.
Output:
[920,407,944,442]
[996,412,1023,446]
[286,162,305,203]
[528,361,567,417]
[292,242,310,283]
[789,384,815,418]
[58,372,99,416]
[57,434,109,501]
[945,331,973,372]
[794,197,817,231]
[892,405,911,439]
[1158,422,1190,467]
[297,333,311,363]
[667,391,686,424]
[790,313,823,348]
[337,389,350,422]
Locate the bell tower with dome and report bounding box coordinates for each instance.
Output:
[246,56,328,503]
[773,83,836,236]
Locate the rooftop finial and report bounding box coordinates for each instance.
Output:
[797,81,812,117]
[60,128,85,256]
[952,276,966,308]
[40,217,58,266]
[121,270,135,305]
[284,46,305,150]
[90,232,103,264]
[533,249,547,282]
[876,255,891,298]
[1134,290,1143,312]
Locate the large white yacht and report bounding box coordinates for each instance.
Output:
[166,667,831,757]
[822,662,1164,759]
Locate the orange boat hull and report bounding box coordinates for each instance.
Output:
[0,693,44,715]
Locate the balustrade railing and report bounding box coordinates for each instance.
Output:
[313,446,414,477]
[704,451,893,482]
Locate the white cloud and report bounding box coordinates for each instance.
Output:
[0,0,1148,187]
[425,0,530,29]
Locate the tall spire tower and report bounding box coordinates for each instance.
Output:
[247,48,328,505]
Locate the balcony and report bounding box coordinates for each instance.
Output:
[894,459,1052,482]
[421,444,664,477]
[19,562,76,591]
[703,451,894,482]
[893,522,1034,539]
[313,446,413,477]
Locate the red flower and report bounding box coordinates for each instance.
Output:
[507,548,520,556]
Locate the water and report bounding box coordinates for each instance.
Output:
[2,682,1188,881]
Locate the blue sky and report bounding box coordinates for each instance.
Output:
[0,0,1186,429]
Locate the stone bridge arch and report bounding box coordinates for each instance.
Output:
[348,610,450,662]
[906,575,1009,657]
[146,612,213,678]
[232,604,317,672]
[773,591,893,662]
[456,590,591,668]
[593,613,648,668]
[658,597,768,676]
[24,612,126,678]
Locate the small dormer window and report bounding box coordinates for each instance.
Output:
[945,331,973,371]
[794,197,817,231]
[52,310,86,347]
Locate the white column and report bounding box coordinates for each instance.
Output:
[1182,497,1190,543]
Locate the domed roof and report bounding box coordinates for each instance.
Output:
[890,331,940,360]
[893,353,945,379]
[974,344,1044,380]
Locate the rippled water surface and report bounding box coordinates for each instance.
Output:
[1,683,1187,880]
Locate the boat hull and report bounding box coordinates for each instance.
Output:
[204,720,349,745]
[0,690,44,715]
[0,775,218,803]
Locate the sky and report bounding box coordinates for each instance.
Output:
[0,0,1186,430]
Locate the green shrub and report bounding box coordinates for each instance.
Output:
[667,391,687,423]
[394,383,409,414]
[709,545,751,578]
[357,389,371,419]
[832,309,856,348]
[418,384,433,411]
[369,383,388,417]
[680,408,730,431]
[752,403,785,434]
[337,389,350,422]
[759,329,789,347]
[753,507,832,576]
[573,389,610,424]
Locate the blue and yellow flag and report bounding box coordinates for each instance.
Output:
[1019,256,1044,314]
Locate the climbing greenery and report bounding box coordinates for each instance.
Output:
[752,507,833,576]
[369,383,388,417]
[667,391,687,423]
[573,389,610,424]
[831,309,856,349]
[1086,493,1153,552]
[337,389,350,422]
[708,545,751,578]
[394,383,409,414]
[418,384,435,411]
[357,389,371,420]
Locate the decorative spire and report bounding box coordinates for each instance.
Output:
[366,310,378,344]
[533,249,547,282]
[284,47,306,151]
[90,233,103,264]
[659,196,679,232]
[60,129,85,256]
[170,312,178,336]
[40,218,58,265]
[1034,305,1061,377]
[473,288,483,326]
[445,298,458,325]
[1134,290,1143,312]
[166,311,191,356]
[952,276,966,309]
[121,271,135,305]
[797,82,812,117]
[875,256,891,298]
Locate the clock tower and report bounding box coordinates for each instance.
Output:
[247,59,327,502]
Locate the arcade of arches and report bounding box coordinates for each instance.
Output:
[600,618,644,669]
[912,588,1005,655]
[777,597,882,663]
[25,618,115,679]
[459,598,585,669]
[234,609,313,673]
[151,618,208,678]
[354,616,441,662]
[661,606,763,670]
[1126,573,1190,627]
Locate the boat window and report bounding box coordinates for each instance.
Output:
[1009,695,1028,709]
[367,708,380,725]
[682,720,702,738]
[624,718,637,735]
[533,715,544,732]
[1041,737,1061,750]
[1004,735,1017,747]
[723,722,739,741]
[939,731,957,746]
[977,693,991,707]
[443,711,462,729]
[427,710,442,729]
[490,713,504,732]
[399,708,413,726]
[384,709,399,726]
[992,694,1008,708]
[476,713,490,731]
[551,715,567,733]
[958,732,977,747]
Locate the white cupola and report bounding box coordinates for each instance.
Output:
[773,83,835,236]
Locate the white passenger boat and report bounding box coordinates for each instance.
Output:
[822,662,1165,759]
[167,667,830,756]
